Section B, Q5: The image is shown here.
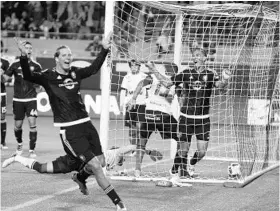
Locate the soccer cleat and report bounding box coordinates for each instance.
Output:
[72,173,89,195]
[187,164,195,177]
[116,201,127,211]
[2,154,16,168]
[148,150,163,162]
[29,150,37,158]
[16,144,23,155]
[1,143,8,149]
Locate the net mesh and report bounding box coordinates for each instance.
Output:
[106,2,279,183]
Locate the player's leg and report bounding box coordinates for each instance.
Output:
[13,101,25,154]
[2,154,80,174]
[66,122,127,210]
[135,122,153,176]
[188,118,210,176]
[1,95,8,149]
[26,100,38,157]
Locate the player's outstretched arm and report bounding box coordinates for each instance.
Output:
[145,62,173,87]
[77,31,113,78]
[14,37,44,85]
[126,79,145,111]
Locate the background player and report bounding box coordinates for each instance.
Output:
[15,34,127,210]
[120,59,163,162]
[127,63,179,177]
[0,56,10,149]
[1,41,42,157]
[145,40,232,177]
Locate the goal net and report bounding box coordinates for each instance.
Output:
[101,2,279,187]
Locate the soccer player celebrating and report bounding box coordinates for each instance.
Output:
[14,33,127,211]
[120,59,163,162]
[2,41,42,157]
[144,41,232,177]
[0,56,10,149]
[127,63,179,177]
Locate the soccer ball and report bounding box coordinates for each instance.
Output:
[228,163,241,179]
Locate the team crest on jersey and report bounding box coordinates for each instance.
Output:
[59,78,78,89]
[202,75,208,82]
[71,71,76,79]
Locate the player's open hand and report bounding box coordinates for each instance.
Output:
[145,61,156,73]
[126,99,136,111]
[14,37,28,56]
[102,31,113,49]
[222,69,232,80]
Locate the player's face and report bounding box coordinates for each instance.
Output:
[192,49,207,68]
[57,48,73,71]
[24,44,32,59]
[130,64,140,74]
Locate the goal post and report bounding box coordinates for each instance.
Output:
[101,1,279,187]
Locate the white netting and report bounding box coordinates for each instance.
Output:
[105,2,279,185]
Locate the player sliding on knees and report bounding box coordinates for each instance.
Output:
[144,39,232,178]
[13,33,127,210]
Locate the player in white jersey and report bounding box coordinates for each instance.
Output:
[120,59,163,162]
[127,62,179,176]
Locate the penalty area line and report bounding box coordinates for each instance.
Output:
[2,181,96,211]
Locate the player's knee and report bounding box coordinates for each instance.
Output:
[29,125,37,132]
[14,126,22,131]
[86,158,102,174]
[178,150,188,158]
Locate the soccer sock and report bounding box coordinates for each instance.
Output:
[29,131,37,150]
[171,152,181,174]
[1,121,7,144]
[77,167,91,181]
[14,129,23,144]
[15,155,36,168]
[190,151,199,166]
[104,184,121,205]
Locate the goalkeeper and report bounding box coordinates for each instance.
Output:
[120,59,163,162]
[144,40,232,177]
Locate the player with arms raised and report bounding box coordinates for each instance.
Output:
[128,63,179,177]
[145,40,232,177]
[2,41,42,157]
[120,59,163,162]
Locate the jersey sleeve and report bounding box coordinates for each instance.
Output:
[121,75,128,90]
[1,59,10,72]
[75,47,109,79]
[20,56,45,86]
[5,62,15,77]
[171,69,189,86]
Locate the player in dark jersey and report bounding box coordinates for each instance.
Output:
[144,41,232,177]
[2,41,42,157]
[14,34,127,211]
[0,57,10,149]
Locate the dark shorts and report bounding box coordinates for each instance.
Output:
[178,115,210,142]
[60,121,103,163]
[124,104,146,127]
[1,94,7,115]
[52,154,84,174]
[140,109,178,141]
[13,100,37,120]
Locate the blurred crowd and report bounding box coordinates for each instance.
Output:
[1,1,105,40]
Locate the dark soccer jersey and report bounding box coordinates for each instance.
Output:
[20,48,109,127]
[6,59,42,99]
[171,68,219,116]
[1,58,10,93]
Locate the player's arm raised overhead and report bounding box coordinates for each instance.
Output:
[76,32,113,79]
[14,37,45,86]
[145,62,173,87]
